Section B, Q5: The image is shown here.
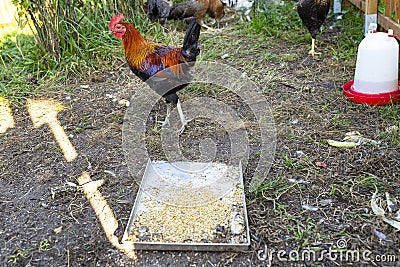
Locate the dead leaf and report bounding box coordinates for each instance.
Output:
[371,191,385,216]
[327,139,357,148]
[382,217,400,230]
[327,132,380,148]
[373,228,387,240]
[90,75,106,83]
[316,161,327,168]
[385,192,398,213]
[302,204,318,211]
[53,226,63,234]
[371,191,400,230]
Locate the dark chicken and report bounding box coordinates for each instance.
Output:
[109,14,201,133]
[168,1,204,24]
[147,0,172,25]
[297,0,331,56]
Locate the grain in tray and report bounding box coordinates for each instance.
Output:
[128,185,246,244]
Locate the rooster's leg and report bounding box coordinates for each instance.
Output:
[199,20,214,30]
[216,19,223,29]
[157,102,172,127]
[176,99,192,134]
[308,38,321,56]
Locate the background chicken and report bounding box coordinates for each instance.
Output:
[168,1,205,24]
[221,0,254,21]
[169,0,225,29]
[297,0,331,56]
[147,0,173,25]
[109,14,201,133]
[201,0,225,28]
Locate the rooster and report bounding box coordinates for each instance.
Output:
[297,0,331,56]
[109,14,201,133]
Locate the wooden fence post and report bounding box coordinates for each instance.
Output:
[384,0,393,18]
[397,0,400,23]
[364,0,378,34]
[345,0,400,37]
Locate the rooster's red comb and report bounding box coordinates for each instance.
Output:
[109,13,124,31]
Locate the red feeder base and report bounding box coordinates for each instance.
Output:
[343,81,400,105]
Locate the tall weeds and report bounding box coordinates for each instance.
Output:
[11,0,147,74]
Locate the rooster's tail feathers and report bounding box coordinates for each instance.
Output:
[181,19,201,61]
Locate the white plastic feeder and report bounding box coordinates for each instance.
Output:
[343,29,400,105]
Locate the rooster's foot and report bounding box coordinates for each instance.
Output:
[177,118,192,134]
[308,49,321,57]
[157,117,170,128]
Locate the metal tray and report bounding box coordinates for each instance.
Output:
[122,160,250,251]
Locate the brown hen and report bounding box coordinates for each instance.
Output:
[169,0,225,29]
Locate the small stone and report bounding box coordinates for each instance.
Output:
[221,53,229,59]
[138,226,148,233]
[373,228,387,240]
[216,225,225,233]
[230,212,244,235]
[118,99,130,107]
[302,204,318,211]
[138,232,148,240]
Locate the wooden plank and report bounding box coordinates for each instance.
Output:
[396,0,400,22]
[345,0,400,39]
[378,12,400,36]
[346,0,366,11]
[390,0,395,16]
[384,0,393,17]
[366,0,378,14]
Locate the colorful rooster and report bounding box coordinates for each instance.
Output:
[109,14,201,133]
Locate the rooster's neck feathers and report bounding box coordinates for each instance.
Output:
[121,23,157,68]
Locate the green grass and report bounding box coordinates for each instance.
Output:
[249,1,303,40]
[250,175,292,200]
[7,239,53,263]
[330,175,386,200]
[284,154,318,174]
[289,218,316,246]
[246,1,364,62]
[353,175,386,191]
[0,32,40,103]
[38,240,52,252]
[8,248,32,263]
[380,104,400,125]
[329,9,364,60]
[0,0,170,103]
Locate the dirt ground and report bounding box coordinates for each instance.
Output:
[1,9,400,267]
